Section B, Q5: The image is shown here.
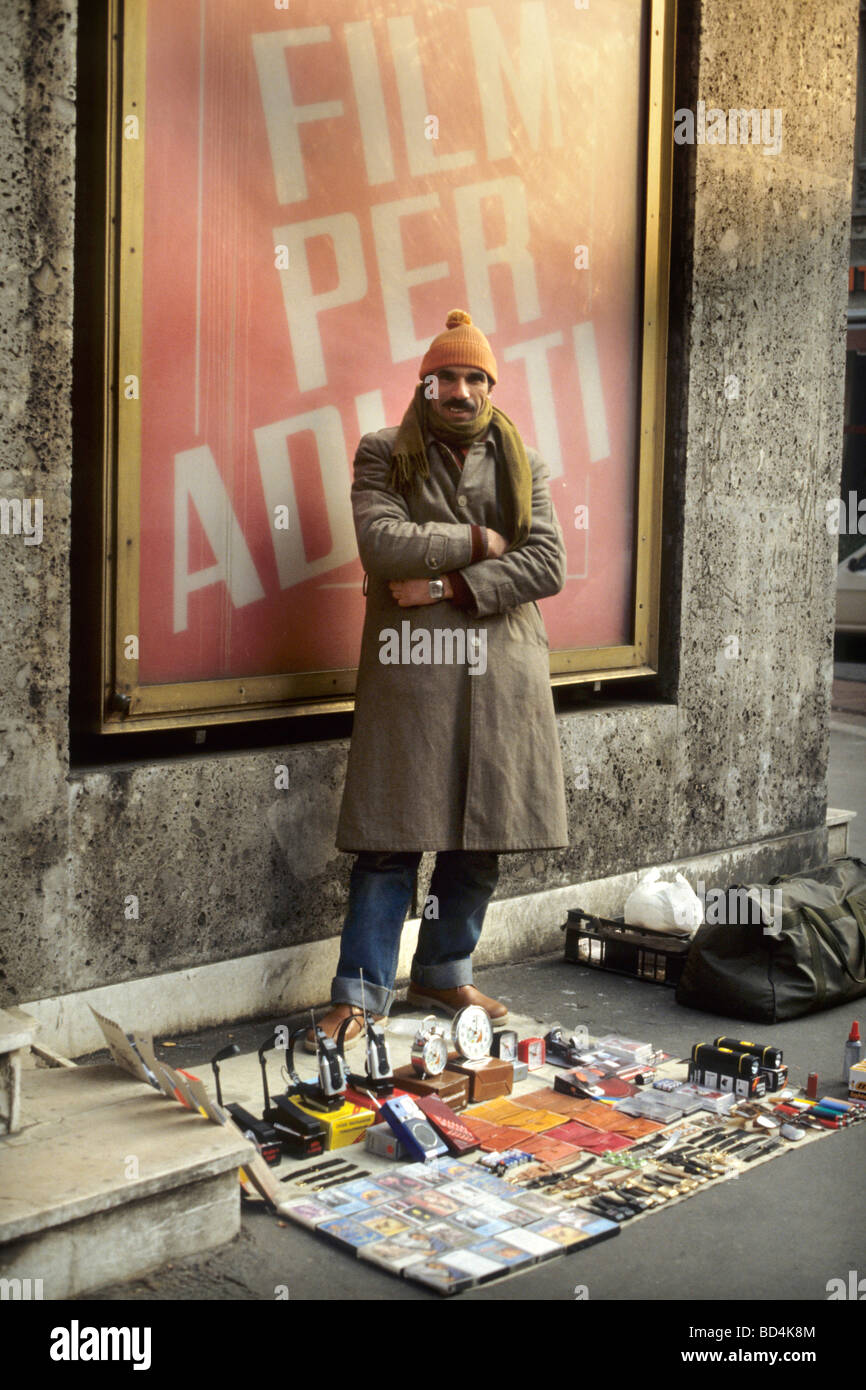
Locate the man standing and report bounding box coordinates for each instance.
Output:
[312,310,568,1048]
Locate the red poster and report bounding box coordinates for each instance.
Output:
[138,0,646,684]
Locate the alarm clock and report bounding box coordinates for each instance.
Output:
[518,1036,546,1069]
[448,1009,513,1102]
[452,1005,494,1062]
[410,1017,450,1077]
[491,1028,519,1062]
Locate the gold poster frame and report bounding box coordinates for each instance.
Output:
[99,0,676,732]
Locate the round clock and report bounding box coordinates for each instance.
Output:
[452,1005,493,1062]
[410,1016,450,1077]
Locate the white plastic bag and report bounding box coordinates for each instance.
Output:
[623,869,703,937]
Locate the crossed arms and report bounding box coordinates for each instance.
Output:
[351,433,566,617]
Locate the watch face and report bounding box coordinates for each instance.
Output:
[452,1006,493,1062]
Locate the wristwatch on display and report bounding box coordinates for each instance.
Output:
[428,579,445,600]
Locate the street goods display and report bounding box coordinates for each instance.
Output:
[271,1015,864,1294]
[89,1004,865,1297]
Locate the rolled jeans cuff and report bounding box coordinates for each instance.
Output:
[410,956,473,990]
[332,974,394,1017]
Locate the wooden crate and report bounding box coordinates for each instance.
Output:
[561,909,691,987]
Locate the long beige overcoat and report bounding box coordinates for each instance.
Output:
[335,422,569,852]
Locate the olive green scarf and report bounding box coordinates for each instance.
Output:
[387,384,533,546]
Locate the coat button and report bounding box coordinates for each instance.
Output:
[457,494,467,506]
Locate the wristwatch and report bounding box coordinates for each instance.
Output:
[428,579,445,600]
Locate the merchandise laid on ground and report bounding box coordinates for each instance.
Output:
[86,998,866,1297]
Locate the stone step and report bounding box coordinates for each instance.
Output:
[0,1063,253,1299]
[0,1006,39,1135]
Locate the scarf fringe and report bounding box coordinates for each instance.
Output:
[389,448,429,492]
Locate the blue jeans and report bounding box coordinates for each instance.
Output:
[332,850,500,1015]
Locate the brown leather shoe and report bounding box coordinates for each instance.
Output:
[303,1004,384,1055]
[405,983,509,1023]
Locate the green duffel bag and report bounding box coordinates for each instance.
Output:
[675,856,866,1022]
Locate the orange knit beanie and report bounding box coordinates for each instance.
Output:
[418,309,498,384]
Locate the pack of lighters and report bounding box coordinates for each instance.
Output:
[688,1036,788,1099]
